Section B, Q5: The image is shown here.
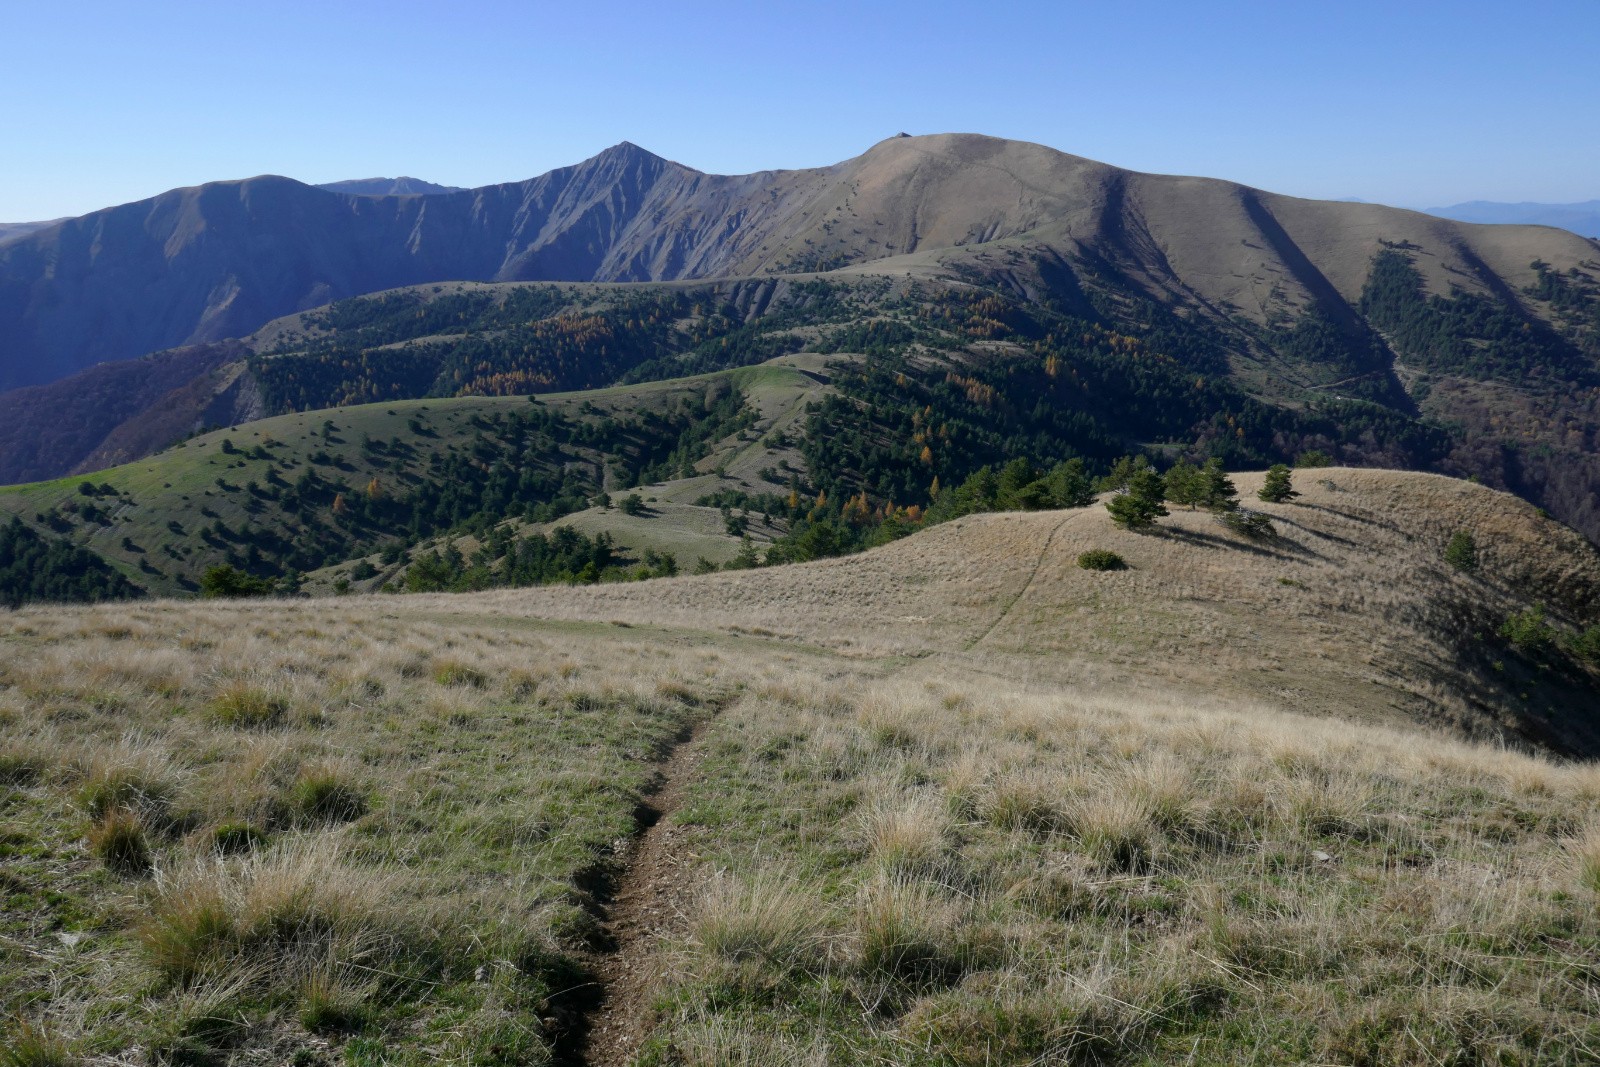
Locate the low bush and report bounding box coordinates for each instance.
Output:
[1444,530,1479,572]
[1076,549,1128,571]
[1500,605,1555,651]
[1216,509,1276,539]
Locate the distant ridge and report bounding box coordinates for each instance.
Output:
[0,219,60,246]
[3,133,1596,393]
[317,176,464,196]
[1425,199,1600,238]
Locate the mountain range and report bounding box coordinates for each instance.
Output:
[3,134,1596,394]
[2,133,1598,546]
[1426,199,1600,238]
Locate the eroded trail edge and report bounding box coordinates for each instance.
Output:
[561,713,716,1067]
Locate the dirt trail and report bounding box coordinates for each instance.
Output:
[566,718,713,1067]
[965,513,1072,651]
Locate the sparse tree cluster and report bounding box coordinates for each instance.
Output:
[1102,457,1283,538]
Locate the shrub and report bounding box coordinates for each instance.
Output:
[1569,625,1600,665]
[1499,605,1555,651]
[88,809,152,875]
[1444,530,1479,572]
[209,685,289,729]
[1077,550,1127,571]
[200,565,272,599]
[290,767,368,824]
[1216,509,1275,539]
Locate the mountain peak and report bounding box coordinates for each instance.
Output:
[587,141,682,171]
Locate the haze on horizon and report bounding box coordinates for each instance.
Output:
[1,0,1597,221]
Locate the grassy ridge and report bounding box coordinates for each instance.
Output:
[3,577,1600,1064]
[0,368,808,597]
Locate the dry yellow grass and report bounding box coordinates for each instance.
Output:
[434,467,1600,751]
[2,467,1598,1063]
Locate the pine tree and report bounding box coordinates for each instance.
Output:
[1043,459,1094,508]
[1200,459,1238,512]
[1106,468,1168,531]
[1163,459,1206,509]
[1258,464,1299,503]
[1096,455,1149,494]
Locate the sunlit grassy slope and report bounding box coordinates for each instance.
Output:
[3,468,1600,1065]
[0,361,828,596]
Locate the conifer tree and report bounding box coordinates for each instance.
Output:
[1106,468,1168,531]
[1043,458,1094,508]
[1163,459,1206,509]
[1200,458,1238,512]
[1258,464,1299,503]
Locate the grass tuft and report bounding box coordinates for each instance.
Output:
[289,766,368,825]
[76,755,174,824]
[1567,823,1600,893]
[691,870,820,966]
[0,744,47,787]
[209,822,268,856]
[208,684,289,729]
[432,660,487,688]
[853,875,966,986]
[0,1020,75,1067]
[87,809,152,875]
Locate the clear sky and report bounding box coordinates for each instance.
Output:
[2,0,1596,221]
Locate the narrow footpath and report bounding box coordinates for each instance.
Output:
[565,718,713,1066]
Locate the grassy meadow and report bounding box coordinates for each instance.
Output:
[4,468,1600,1065]
[0,599,731,1065]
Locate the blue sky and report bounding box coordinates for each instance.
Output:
[2,1,1596,220]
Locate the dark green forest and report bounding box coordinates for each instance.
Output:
[0,517,141,607]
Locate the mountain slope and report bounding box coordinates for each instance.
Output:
[0,341,249,483]
[4,134,1596,392]
[468,467,1600,755]
[6,529,1600,1063]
